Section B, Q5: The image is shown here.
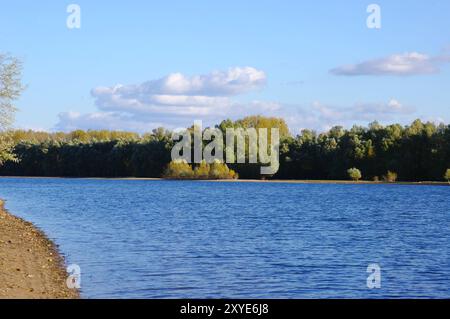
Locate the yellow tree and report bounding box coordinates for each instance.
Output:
[0,53,24,164]
[347,167,362,181]
[444,169,450,184]
[194,160,210,179]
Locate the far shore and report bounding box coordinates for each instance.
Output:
[0,176,448,186]
[0,200,79,299]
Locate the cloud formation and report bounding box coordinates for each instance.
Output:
[55,67,271,131]
[313,99,413,121]
[283,99,416,132]
[330,52,450,76]
[55,112,167,132]
[55,100,282,132]
[54,66,418,133]
[87,67,266,120]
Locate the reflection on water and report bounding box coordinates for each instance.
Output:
[0,178,449,298]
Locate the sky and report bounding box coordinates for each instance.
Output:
[1,0,450,134]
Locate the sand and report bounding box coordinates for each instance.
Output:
[0,200,79,299]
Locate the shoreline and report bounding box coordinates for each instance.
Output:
[0,176,449,186]
[0,200,79,299]
[204,179,450,186]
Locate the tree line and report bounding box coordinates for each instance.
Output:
[0,116,450,182]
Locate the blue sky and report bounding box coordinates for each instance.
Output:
[1,0,450,133]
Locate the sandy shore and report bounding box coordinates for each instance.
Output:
[0,200,79,299]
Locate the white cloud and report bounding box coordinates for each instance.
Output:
[92,67,266,100]
[88,66,266,118]
[54,112,167,132]
[331,99,414,121]
[55,67,272,132]
[53,66,421,133]
[282,99,416,133]
[94,90,233,117]
[55,97,417,134]
[330,52,450,76]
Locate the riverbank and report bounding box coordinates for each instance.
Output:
[0,176,448,186]
[205,179,450,186]
[0,200,79,299]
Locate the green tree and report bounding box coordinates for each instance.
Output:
[1,119,450,182]
[0,54,24,164]
[347,168,362,181]
[235,115,291,139]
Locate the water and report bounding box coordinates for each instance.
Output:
[0,177,449,298]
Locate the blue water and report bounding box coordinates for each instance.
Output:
[0,177,449,298]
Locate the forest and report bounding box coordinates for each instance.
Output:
[0,116,449,182]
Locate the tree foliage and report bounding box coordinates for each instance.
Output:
[445,169,450,183]
[0,54,24,164]
[347,168,362,181]
[164,159,237,180]
[0,118,449,182]
[383,171,398,183]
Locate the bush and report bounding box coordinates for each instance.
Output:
[163,159,238,180]
[383,171,398,183]
[163,159,194,179]
[347,168,362,181]
[194,160,210,179]
[209,159,238,180]
[444,169,450,183]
